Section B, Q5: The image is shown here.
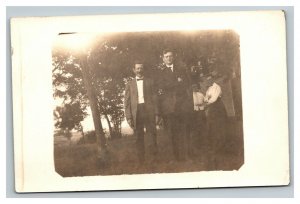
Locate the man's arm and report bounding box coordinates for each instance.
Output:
[150,79,162,126]
[124,83,134,128]
[150,80,159,114]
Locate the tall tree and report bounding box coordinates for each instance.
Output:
[52,49,89,141]
[52,40,108,156]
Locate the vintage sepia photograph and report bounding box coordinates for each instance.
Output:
[11,11,289,192]
[52,30,244,177]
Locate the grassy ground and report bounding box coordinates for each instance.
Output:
[54,117,244,177]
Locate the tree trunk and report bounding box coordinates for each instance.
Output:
[80,56,107,155]
[79,123,85,144]
[112,120,122,139]
[65,128,72,147]
[104,114,114,139]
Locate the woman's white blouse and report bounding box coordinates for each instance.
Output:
[205,82,222,104]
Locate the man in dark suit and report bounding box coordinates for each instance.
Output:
[156,49,193,161]
[124,61,160,163]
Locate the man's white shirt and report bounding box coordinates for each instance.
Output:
[136,77,145,104]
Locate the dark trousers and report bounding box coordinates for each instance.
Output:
[190,110,207,154]
[135,103,157,162]
[163,112,189,161]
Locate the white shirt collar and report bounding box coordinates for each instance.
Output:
[136,76,144,81]
[166,64,173,68]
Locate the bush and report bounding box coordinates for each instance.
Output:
[77,130,96,145]
[110,131,122,140]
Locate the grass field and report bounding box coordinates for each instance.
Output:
[54,118,244,177]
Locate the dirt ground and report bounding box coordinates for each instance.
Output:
[54,117,244,177]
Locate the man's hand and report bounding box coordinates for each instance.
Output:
[158,89,163,95]
[191,66,197,73]
[155,116,163,130]
[156,116,163,126]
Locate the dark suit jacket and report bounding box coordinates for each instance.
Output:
[156,62,193,115]
[124,77,159,129]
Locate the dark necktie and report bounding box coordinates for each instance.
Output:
[167,65,173,72]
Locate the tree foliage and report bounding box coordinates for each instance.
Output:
[52,30,240,138]
[54,102,87,131]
